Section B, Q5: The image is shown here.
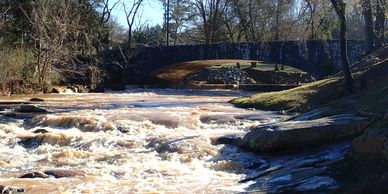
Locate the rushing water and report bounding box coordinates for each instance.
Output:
[0,89,349,193]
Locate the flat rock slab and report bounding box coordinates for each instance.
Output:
[16,105,49,113]
[43,169,84,178]
[241,114,371,152]
[19,169,85,179]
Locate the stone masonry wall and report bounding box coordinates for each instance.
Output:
[125,40,365,83]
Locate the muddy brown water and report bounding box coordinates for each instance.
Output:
[0,89,349,193]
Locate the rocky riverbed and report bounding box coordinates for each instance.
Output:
[0,88,362,193]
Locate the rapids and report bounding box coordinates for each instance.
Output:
[0,89,349,193]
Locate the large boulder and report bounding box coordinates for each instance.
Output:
[241,114,371,152]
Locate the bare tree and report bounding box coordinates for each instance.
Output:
[100,0,121,24]
[331,0,354,93]
[195,0,223,43]
[18,0,101,88]
[374,0,386,48]
[362,0,374,52]
[123,0,144,49]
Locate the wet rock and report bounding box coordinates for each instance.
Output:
[146,136,201,155]
[290,107,335,121]
[43,169,85,178]
[242,142,350,193]
[18,137,43,149]
[242,114,370,152]
[210,161,244,173]
[32,129,49,134]
[384,111,388,121]
[3,112,16,118]
[364,57,380,66]
[352,128,388,156]
[210,134,243,146]
[16,105,49,113]
[29,98,44,102]
[200,114,237,124]
[19,172,48,178]
[146,138,179,153]
[19,170,84,179]
[295,176,337,191]
[50,86,65,93]
[150,118,180,128]
[0,185,25,193]
[18,133,71,149]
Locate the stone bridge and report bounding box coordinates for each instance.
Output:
[104,40,366,84]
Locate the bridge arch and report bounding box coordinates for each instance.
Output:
[128,40,365,84]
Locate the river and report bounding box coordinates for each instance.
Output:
[0,89,349,193]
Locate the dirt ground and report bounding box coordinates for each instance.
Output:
[151,59,259,84]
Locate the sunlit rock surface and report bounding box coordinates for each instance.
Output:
[242,114,370,152]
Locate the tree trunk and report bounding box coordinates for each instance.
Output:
[127,27,132,50]
[362,0,374,52]
[331,0,354,94]
[374,0,385,48]
[306,0,315,39]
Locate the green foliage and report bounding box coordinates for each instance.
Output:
[0,0,111,91]
[133,25,165,46]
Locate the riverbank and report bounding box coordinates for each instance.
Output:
[230,46,388,191]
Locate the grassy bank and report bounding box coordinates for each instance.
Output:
[231,46,388,113]
[230,78,342,112]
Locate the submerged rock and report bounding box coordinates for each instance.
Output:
[19,170,84,179]
[242,114,371,152]
[210,134,243,146]
[43,169,85,178]
[29,98,44,102]
[19,172,48,178]
[18,133,71,149]
[16,105,49,113]
[3,112,16,118]
[0,185,25,193]
[200,114,237,124]
[18,137,43,149]
[32,129,49,134]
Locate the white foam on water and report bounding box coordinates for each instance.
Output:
[0,89,282,193]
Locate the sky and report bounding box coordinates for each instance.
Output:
[111,0,165,29]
